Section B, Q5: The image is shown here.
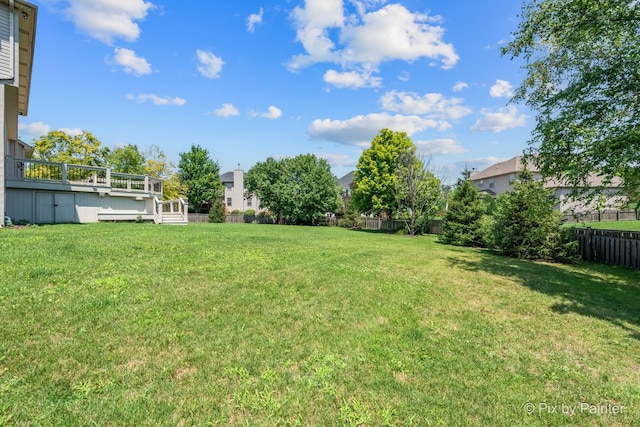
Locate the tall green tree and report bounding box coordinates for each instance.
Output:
[33,130,108,166]
[503,0,640,205]
[105,144,146,174]
[177,145,222,213]
[487,171,576,262]
[352,129,415,218]
[144,145,186,200]
[394,153,441,235]
[440,177,486,247]
[245,154,340,225]
[245,157,284,221]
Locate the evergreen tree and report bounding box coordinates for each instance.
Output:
[488,171,576,262]
[440,178,485,246]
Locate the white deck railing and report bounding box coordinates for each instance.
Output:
[7,157,163,196]
[153,197,188,224]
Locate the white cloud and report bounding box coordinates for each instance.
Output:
[323,69,382,88]
[252,106,283,120]
[489,79,514,98]
[196,50,224,79]
[397,71,410,82]
[380,90,472,120]
[126,93,186,106]
[63,0,154,45]
[471,106,526,133]
[289,1,458,81]
[57,127,83,137]
[213,103,239,117]
[247,8,264,32]
[453,81,468,92]
[289,0,344,71]
[19,121,50,139]
[112,48,152,75]
[316,152,357,168]
[415,138,468,156]
[340,5,458,67]
[308,113,439,146]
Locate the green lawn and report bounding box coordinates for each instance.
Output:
[1,223,639,426]
[566,220,640,232]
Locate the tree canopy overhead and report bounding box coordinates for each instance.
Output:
[503,0,640,205]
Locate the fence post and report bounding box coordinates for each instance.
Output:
[585,227,593,262]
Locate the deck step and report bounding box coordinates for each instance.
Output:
[160,213,188,225]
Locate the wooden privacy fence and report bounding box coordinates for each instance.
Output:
[564,210,640,223]
[575,227,640,269]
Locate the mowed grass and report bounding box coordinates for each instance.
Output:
[568,220,640,232]
[1,223,639,426]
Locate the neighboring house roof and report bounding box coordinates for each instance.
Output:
[220,171,234,183]
[470,155,622,189]
[469,156,535,181]
[338,171,355,189]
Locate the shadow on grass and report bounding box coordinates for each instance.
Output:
[447,251,640,340]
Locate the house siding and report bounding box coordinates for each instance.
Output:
[0,6,12,81]
[0,86,5,225]
[221,169,263,213]
[6,188,155,224]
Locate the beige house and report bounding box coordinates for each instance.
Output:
[469,156,625,213]
[220,169,263,214]
[1,1,186,225]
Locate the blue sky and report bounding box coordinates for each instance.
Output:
[20,0,533,182]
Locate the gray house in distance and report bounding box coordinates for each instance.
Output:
[220,169,263,214]
[469,156,626,213]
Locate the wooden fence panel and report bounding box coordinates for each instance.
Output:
[564,210,640,223]
[575,228,640,269]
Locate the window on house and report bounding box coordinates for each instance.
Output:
[225,183,233,189]
[227,198,232,207]
[508,173,515,184]
[247,197,252,207]
[489,178,494,189]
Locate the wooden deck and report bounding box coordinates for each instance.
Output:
[5,157,187,225]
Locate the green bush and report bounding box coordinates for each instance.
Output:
[244,209,256,216]
[487,171,577,263]
[208,201,226,223]
[231,209,242,215]
[339,200,361,229]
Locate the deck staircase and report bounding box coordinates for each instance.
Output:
[153,197,189,225]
